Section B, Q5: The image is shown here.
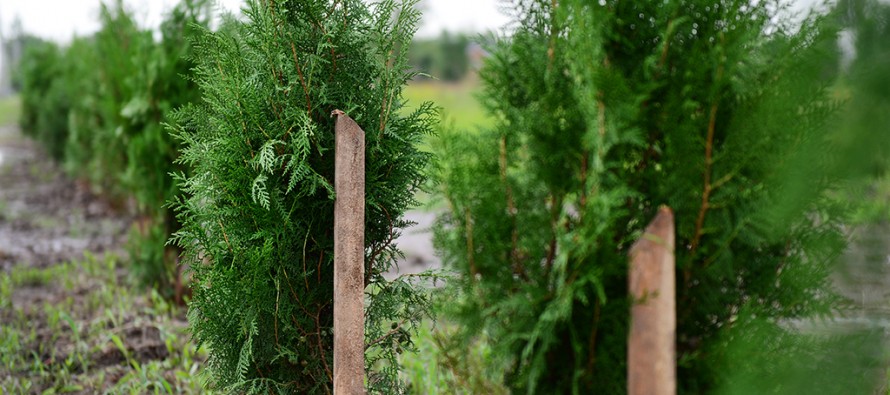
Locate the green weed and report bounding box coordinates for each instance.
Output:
[0,255,210,393]
[0,95,20,126]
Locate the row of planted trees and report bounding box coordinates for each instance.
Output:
[17,0,212,296]
[18,0,438,392]
[429,0,890,394]
[15,0,890,393]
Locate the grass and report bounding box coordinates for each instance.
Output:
[0,95,20,126]
[402,80,493,131]
[0,254,212,394]
[401,79,491,210]
[398,314,508,394]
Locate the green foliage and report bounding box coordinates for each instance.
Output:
[434,0,853,393]
[18,0,212,293]
[0,96,20,126]
[833,0,890,223]
[0,255,211,394]
[16,38,70,160]
[73,0,211,292]
[712,310,886,394]
[399,292,510,394]
[401,81,493,131]
[408,32,472,81]
[170,0,437,392]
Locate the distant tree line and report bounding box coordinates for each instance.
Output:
[408,31,491,82]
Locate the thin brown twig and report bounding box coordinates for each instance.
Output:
[690,100,720,256]
[689,36,726,259]
[314,306,333,383]
[465,207,477,282]
[274,280,281,349]
[378,73,391,137]
[366,205,395,287]
[586,299,601,374]
[302,228,311,292]
[364,318,408,351]
[546,0,558,70]
[280,268,311,337]
[218,219,233,254]
[291,42,312,114]
[317,249,324,285]
[499,135,525,279]
[544,194,561,275]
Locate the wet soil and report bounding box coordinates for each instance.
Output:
[0,124,186,393]
[0,125,132,272]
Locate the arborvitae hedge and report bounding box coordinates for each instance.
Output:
[16,38,69,160]
[170,0,436,392]
[434,0,850,393]
[18,0,211,294]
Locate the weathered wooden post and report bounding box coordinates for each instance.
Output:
[332,109,365,394]
[628,206,676,395]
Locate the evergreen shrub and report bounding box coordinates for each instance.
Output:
[16,0,213,293]
[433,0,851,393]
[170,0,437,392]
[17,39,70,160]
[79,1,210,292]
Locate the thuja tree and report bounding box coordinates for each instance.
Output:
[833,0,890,221]
[61,0,212,292]
[121,0,212,293]
[170,0,436,392]
[17,38,70,160]
[434,0,846,393]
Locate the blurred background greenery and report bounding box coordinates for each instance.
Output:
[3,0,890,393]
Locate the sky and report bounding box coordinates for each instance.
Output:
[0,0,509,42]
[0,0,509,76]
[0,0,823,78]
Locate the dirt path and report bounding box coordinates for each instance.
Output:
[0,124,131,272]
[0,124,207,393]
[391,210,441,278]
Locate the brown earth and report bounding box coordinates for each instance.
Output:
[0,124,194,393]
[0,124,132,271]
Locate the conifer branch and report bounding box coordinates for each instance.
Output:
[314,21,337,76]
[171,1,440,390]
[690,47,725,257]
[465,207,477,281]
[364,318,408,351]
[290,42,312,113]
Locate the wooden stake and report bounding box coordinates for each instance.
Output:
[628,206,676,395]
[332,109,365,394]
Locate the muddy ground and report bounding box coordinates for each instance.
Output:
[0,124,132,271]
[0,124,198,393]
